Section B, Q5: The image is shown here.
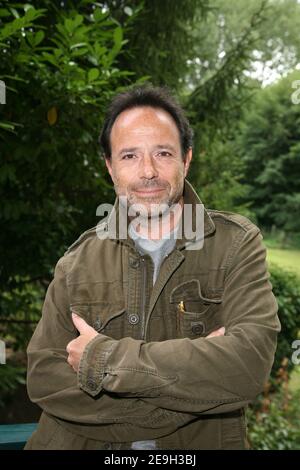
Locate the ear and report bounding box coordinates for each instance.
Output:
[104,155,113,179]
[183,148,193,177]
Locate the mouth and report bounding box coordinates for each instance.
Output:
[134,188,165,196]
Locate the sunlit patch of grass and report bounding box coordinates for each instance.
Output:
[266,249,300,278]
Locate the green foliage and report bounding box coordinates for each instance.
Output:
[269,264,300,383]
[246,367,300,450]
[190,138,256,220]
[187,0,300,89]
[0,364,26,408]
[0,277,44,351]
[112,0,211,91]
[182,0,300,215]
[0,1,134,288]
[246,399,300,450]
[236,70,300,232]
[264,228,300,250]
[183,1,270,211]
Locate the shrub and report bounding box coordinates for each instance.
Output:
[269,264,300,386]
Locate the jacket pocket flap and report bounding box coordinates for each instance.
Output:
[170,279,223,304]
[70,302,126,332]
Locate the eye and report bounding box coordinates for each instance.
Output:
[122,153,135,160]
[157,151,172,157]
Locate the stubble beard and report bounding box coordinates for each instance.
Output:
[114,176,184,221]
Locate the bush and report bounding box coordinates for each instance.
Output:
[231,260,300,450]
[247,402,300,450]
[0,277,44,352]
[0,363,26,409]
[269,264,300,386]
[246,384,300,450]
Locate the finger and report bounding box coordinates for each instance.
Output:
[72,312,93,335]
[66,340,72,354]
[206,326,225,338]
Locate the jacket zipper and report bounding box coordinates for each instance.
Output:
[140,257,147,340]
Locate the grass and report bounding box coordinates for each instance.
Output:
[266,248,300,278]
[262,232,300,278]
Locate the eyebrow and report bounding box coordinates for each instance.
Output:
[118,147,139,155]
[118,144,177,156]
[155,144,177,153]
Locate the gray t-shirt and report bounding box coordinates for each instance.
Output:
[128,223,179,284]
[128,222,179,449]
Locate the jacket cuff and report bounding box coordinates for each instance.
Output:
[78,334,118,397]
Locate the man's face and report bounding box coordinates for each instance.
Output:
[105,106,192,217]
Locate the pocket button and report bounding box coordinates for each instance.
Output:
[87,379,97,391]
[128,313,140,325]
[191,321,205,335]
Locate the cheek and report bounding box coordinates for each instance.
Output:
[162,163,185,184]
[112,166,137,188]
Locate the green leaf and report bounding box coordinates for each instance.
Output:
[71,47,88,57]
[88,68,100,82]
[34,30,45,46]
[0,122,15,130]
[23,4,35,13]
[113,27,123,52]
[70,42,88,50]
[0,8,10,17]
[65,18,74,34]
[9,7,20,19]
[41,52,58,67]
[26,31,44,48]
[23,7,40,22]
[54,48,63,58]
[64,15,84,35]
[0,8,45,40]
[73,14,84,28]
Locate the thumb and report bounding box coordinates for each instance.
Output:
[72,312,93,335]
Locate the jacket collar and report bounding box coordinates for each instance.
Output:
[175,178,216,249]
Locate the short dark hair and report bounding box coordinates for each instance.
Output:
[99,84,193,160]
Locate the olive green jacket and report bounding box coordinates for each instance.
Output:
[25,179,281,450]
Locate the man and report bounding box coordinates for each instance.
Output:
[25,85,281,450]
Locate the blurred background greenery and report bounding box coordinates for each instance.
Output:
[0,0,300,449]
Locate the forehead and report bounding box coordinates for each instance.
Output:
[110,106,180,146]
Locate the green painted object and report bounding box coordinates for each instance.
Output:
[0,423,37,450]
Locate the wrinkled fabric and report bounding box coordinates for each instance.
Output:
[25,179,281,450]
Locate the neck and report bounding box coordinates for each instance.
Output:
[132,197,183,241]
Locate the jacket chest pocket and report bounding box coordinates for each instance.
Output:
[70,302,127,340]
[169,279,223,339]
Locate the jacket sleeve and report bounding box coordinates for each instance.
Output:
[79,227,281,415]
[26,258,197,431]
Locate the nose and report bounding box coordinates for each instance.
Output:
[138,153,158,179]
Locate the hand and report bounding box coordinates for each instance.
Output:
[66,313,99,372]
[206,326,225,338]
